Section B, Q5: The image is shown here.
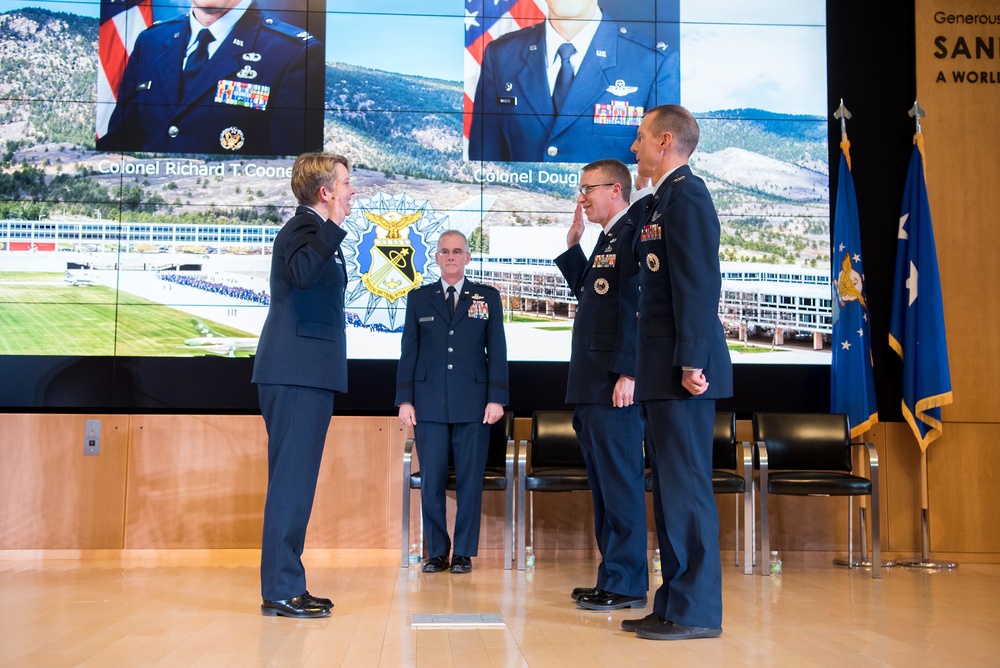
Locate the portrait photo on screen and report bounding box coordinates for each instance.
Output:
[1,0,829,369]
[95,0,326,156]
[466,0,680,164]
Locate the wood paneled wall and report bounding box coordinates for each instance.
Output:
[1,414,997,562]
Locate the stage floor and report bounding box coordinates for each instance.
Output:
[1,549,996,666]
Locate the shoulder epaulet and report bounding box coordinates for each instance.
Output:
[617,24,667,55]
[150,13,186,28]
[260,15,316,43]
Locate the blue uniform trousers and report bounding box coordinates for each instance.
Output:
[573,403,648,597]
[258,383,333,601]
[415,420,490,559]
[644,398,722,628]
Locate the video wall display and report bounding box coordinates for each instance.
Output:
[1,0,830,365]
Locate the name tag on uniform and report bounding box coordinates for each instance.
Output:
[419,316,434,322]
[215,79,270,111]
[497,96,517,106]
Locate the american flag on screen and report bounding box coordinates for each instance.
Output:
[463,0,546,151]
[96,0,153,140]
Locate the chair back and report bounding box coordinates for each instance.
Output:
[752,412,852,472]
[485,410,514,469]
[530,411,583,468]
[712,412,738,470]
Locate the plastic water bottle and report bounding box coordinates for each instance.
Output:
[769,550,782,575]
[652,549,661,574]
[408,543,421,568]
[525,546,535,571]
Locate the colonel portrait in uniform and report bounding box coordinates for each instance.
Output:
[467,0,680,164]
[96,0,324,156]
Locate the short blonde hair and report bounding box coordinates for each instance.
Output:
[290,152,350,206]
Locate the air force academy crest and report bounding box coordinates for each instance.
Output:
[342,193,447,331]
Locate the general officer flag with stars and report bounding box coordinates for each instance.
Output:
[831,143,878,438]
[889,137,953,451]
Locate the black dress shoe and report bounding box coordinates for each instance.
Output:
[422,556,450,573]
[449,556,472,574]
[571,587,599,601]
[621,612,664,632]
[261,595,330,618]
[304,591,333,609]
[576,589,647,611]
[635,620,723,640]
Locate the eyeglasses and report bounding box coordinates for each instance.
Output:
[577,183,615,195]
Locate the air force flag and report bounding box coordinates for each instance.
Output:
[831,148,878,438]
[889,139,953,451]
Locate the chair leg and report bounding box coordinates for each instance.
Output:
[744,487,754,574]
[401,485,410,568]
[760,477,770,575]
[847,496,854,568]
[860,506,869,565]
[517,484,526,572]
[734,494,740,567]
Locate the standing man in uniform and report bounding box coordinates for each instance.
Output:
[468,0,678,163]
[623,105,733,640]
[252,152,354,618]
[554,159,647,611]
[396,231,509,574]
[98,0,323,155]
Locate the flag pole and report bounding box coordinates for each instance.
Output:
[896,449,956,569]
[893,100,956,571]
[829,99,890,571]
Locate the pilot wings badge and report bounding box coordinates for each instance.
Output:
[836,252,867,309]
[606,79,638,96]
[361,210,423,302]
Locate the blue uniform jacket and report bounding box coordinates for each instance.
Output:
[632,166,733,401]
[252,206,348,392]
[554,210,640,404]
[98,1,323,155]
[395,280,509,424]
[469,19,678,163]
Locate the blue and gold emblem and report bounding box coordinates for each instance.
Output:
[343,193,448,332]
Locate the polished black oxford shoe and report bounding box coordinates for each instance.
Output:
[261,595,331,618]
[576,589,648,611]
[571,587,599,601]
[635,620,723,640]
[304,591,333,609]
[422,556,450,573]
[449,556,472,574]
[621,612,665,632]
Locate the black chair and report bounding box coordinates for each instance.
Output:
[517,410,590,571]
[401,411,516,569]
[644,412,754,574]
[752,412,881,579]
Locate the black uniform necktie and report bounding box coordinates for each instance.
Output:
[552,43,576,115]
[446,285,456,317]
[184,28,215,89]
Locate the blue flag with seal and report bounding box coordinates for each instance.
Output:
[889,138,953,451]
[831,143,878,438]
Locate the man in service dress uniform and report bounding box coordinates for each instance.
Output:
[469,0,678,163]
[554,158,648,612]
[622,105,733,640]
[396,231,509,575]
[98,0,323,155]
